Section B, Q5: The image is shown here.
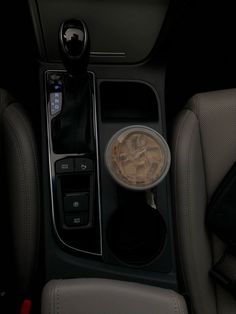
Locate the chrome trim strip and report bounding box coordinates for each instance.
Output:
[92,72,103,255]
[90,51,126,57]
[45,69,102,256]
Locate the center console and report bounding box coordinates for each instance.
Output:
[29,0,178,291]
[46,69,102,255]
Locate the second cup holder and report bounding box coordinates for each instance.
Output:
[106,191,166,266]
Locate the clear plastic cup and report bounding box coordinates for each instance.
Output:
[105,125,171,190]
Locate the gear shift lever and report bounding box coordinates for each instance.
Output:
[52,19,93,154]
[59,19,90,77]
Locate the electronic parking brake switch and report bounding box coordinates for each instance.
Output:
[64,192,89,212]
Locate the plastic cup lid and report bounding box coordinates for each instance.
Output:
[105,125,171,190]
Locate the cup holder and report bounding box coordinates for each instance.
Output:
[106,202,166,266]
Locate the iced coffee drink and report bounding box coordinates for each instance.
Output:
[105,126,171,190]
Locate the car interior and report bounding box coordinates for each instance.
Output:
[1,0,236,313]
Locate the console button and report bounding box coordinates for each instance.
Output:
[56,158,74,173]
[65,212,89,227]
[64,192,89,212]
[75,158,93,172]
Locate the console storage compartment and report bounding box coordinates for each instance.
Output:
[100,81,159,122]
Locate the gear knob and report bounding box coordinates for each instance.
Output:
[59,19,90,76]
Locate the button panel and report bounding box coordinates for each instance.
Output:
[55,158,93,174]
[55,157,94,229]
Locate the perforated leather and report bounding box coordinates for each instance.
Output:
[0,89,40,296]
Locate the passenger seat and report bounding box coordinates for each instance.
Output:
[172,89,236,314]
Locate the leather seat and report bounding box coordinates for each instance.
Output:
[0,89,40,299]
[172,89,236,314]
[41,278,187,314]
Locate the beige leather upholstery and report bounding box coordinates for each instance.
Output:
[0,89,40,295]
[172,89,236,314]
[41,278,188,314]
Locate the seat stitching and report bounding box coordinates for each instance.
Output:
[173,114,199,310]
[56,280,62,314]
[174,110,192,214]
[168,289,186,314]
[174,292,185,314]
[170,291,179,314]
[173,109,192,293]
[184,122,199,294]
